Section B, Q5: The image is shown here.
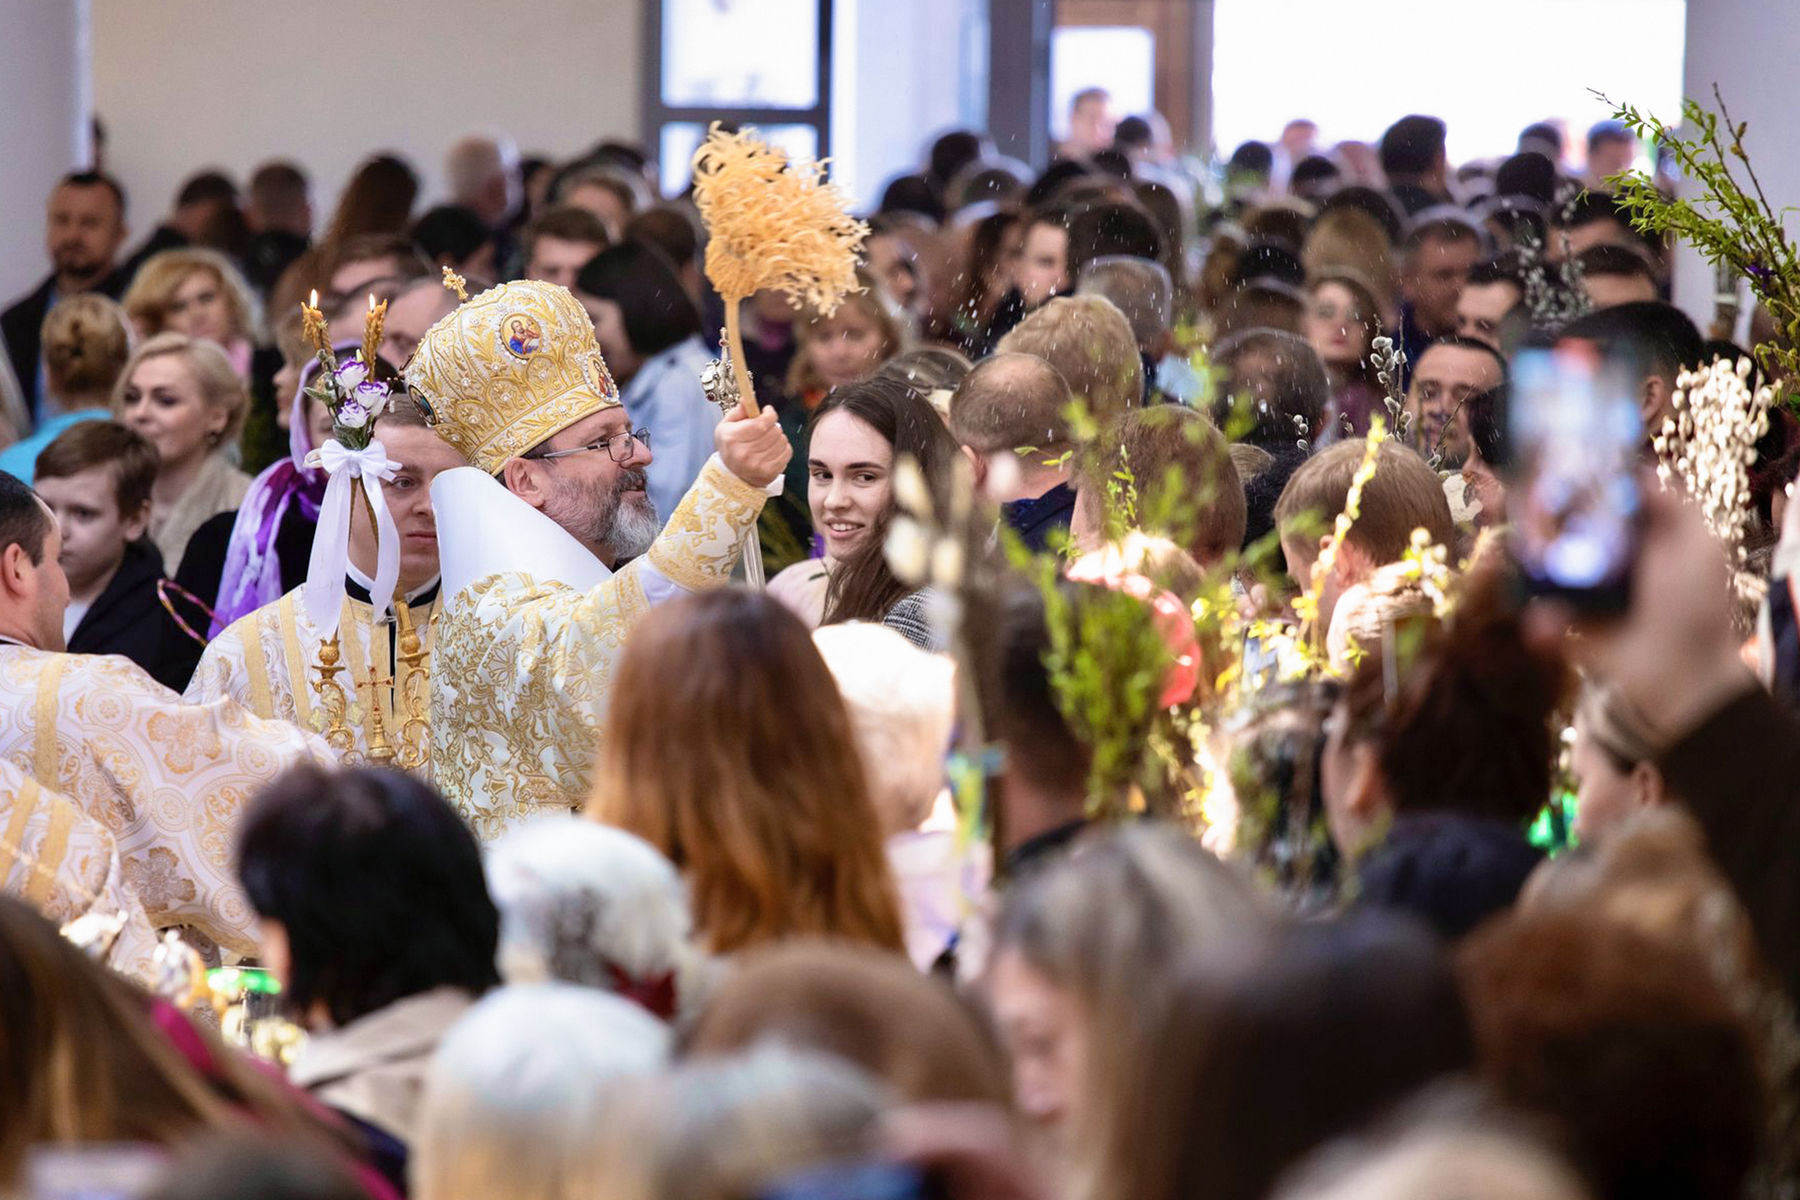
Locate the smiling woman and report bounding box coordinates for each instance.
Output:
[110,332,250,572]
[766,375,959,647]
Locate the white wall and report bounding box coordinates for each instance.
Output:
[1671,0,1799,333]
[831,0,987,211]
[91,0,641,233]
[0,0,89,304]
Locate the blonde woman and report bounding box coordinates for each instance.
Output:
[113,332,251,570]
[122,248,260,379]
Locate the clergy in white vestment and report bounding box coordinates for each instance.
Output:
[187,393,465,774]
[0,473,330,957]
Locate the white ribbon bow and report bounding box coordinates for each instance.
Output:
[302,438,403,638]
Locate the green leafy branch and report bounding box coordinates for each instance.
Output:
[1598,85,1800,396]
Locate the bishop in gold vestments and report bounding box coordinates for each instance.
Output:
[405,280,787,840]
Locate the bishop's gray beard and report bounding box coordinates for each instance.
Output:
[547,467,659,559]
[606,489,660,558]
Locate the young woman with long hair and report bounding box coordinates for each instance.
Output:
[767,375,961,648]
[587,589,905,956]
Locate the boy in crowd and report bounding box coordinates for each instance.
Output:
[32,420,197,689]
[1274,438,1456,668]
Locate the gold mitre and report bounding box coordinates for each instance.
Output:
[403,280,619,475]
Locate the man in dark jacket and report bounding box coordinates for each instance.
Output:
[27,421,198,689]
[1,172,131,425]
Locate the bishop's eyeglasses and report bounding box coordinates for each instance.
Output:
[526,428,651,464]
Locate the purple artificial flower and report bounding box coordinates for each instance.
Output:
[334,358,370,390]
[354,379,390,417]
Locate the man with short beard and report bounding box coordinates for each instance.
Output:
[405,279,789,837]
[3,173,132,423]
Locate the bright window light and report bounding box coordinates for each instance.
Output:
[1050,26,1157,140]
[1211,0,1686,167]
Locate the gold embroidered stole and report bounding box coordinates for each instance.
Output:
[269,591,439,769]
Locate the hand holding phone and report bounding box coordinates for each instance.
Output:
[1509,343,1643,613]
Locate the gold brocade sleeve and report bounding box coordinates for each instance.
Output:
[432,458,766,841]
[0,647,332,957]
[0,757,159,983]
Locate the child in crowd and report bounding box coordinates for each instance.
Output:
[33,420,198,689]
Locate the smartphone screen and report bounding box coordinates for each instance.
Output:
[1509,343,1642,612]
[760,1161,936,1200]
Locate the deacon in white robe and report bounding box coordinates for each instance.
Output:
[187,407,463,775]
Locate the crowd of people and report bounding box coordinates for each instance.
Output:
[0,85,1797,1200]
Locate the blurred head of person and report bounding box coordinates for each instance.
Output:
[1323,568,1568,937]
[1065,87,1118,157]
[998,294,1142,423]
[112,333,249,480]
[588,589,905,955]
[1379,114,1450,199]
[0,474,67,650]
[1585,120,1638,184]
[948,351,1075,505]
[379,276,461,367]
[1077,255,1174,359]
[1012,205,1073,309]
[1212,327,1329,448]
[1303,270,1385,387]
[39,292,132,414]
[44,171,128,291]
[1403,335,1506,467]
[787,270,908,398]
[409,204,497,282]
[0,895,346,1190]
[1275,438,1455,636]
[321,231,431,301]
[444,132,521,228]
[688,939,1009,1105]
[1558,300,1704,436]
[413,983,669,1200]
[574,240,702,387]
[596,1047,891,1200]
[1567,681,1669,847]
[811,622,955,837]
[556,164,647,244]
[123,248,259,351]
[1093,913,1472,1200]
[322,153,420,252]
[520,203,609,291]
[1456,256,1526,350]
[246,160,313,237]
[1577,243,1659,310]
[986,824,1271,1163]
[1273,1085,1593,1200]
[237,765,500,1030]
[1457,909,1763,1200]
[484,816,693,1021]
[1072,406,1245,570]
[32,420,155,606]
[1401,214,1483,339]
